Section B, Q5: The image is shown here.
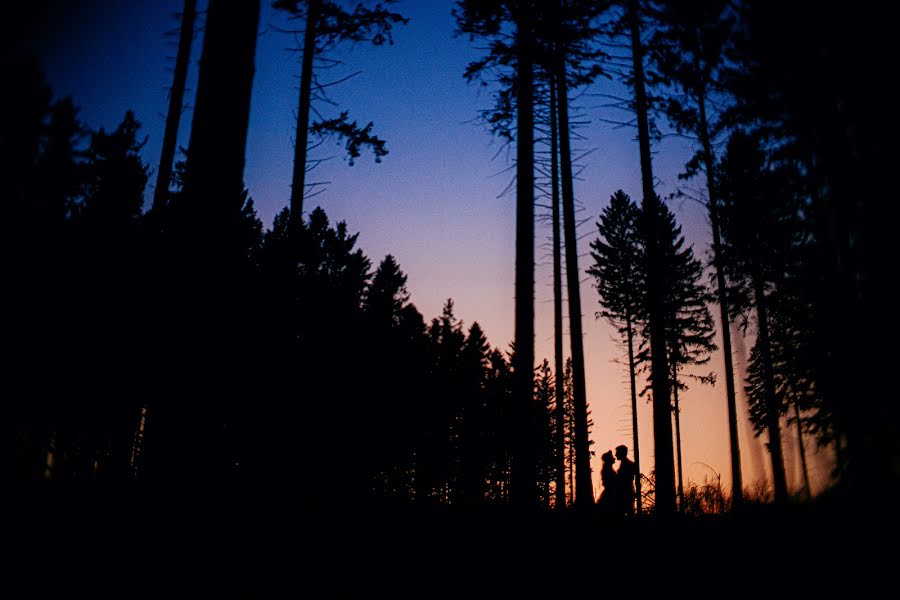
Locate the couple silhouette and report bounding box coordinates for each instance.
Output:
[597,445,636,516]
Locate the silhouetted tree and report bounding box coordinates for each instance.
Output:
[588,190,644,513]
[548,79,567,510]
[562,358,576,505]
[182,0,260,215]
[483,348,514,502]
[152,0,197,212]
[617,0,675,514]
[534,359,558,507]
[717,130,794,504]
[724,1,897,498]
[363,254,423,499]
[542,0,609,508]
[456,0,538,507]
[637,200,717,510]
[460,321,491,505]
[649,0,744,505]
[273,0,406,222]
[142,0,262,485]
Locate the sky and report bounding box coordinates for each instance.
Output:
[31,0,834,499]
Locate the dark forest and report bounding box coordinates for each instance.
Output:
[2,0,897,595]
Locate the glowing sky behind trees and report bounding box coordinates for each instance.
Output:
[33,0,832,497]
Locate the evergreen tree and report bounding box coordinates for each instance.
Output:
[534,359,557,507]
[641,200,717,510]
[460,322,491,505]
[588,190,644,513]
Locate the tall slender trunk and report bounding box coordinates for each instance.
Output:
[556,61,592,509]
[151,0,260,483]
[153,0,197,212]
[752,273,788,504]
[697,92,743,507]
[183,0,260,211]
[794,401,811,499]
[511,12,536,508]
[567,432,575,507]
[550,76,566,510]
[806,153,846,486]
[626,317,642,514]
[672,366,684,510]
[629,0,675,515]
[290,0,321,225]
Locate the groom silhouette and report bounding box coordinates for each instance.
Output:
[615,445,636,516]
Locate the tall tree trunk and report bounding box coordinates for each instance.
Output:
[290,0,321,225]
[152,0,197,212]
[626,317,642,514]
[183,0,260,212]
[752,273,788,504]
[550,76,567,510]
[567,414,575,507]
[152,0,260,482]
[697,92,743,507]
[511,11,536,508]
[556,61,592,509]
[629,0,675,515]
[672,367,684,511]
[794,401,811,499]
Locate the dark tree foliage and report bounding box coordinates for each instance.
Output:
[642,200,717,509]
[589,191,644,332]
[543,0,611,510]
[646,0,744,504]
[534,359,561,508]
[590,192,715,511]
[646,201,717,398]
[588,190,644,512]
[716,130,802,504]
[6,0,894,532]
[722,1,898,499]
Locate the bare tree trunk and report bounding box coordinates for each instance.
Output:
[626,318,642,514]
[290,0,321,225]
[672,367,685,511]
[629,0,675,516]
[153,0,197,212]
[794,401,811,499]
[511,10,536,508]
[567,417,575,507]
[752,273,788,504]
[550,76,566,510]
[184,0,260,211]
[697,92,743,507]
[556,63,592,509]
[151,0,260,483]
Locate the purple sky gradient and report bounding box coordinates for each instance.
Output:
[36,0,833,497]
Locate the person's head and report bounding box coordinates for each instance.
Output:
[615,445,628,460]
[602,450,614,465]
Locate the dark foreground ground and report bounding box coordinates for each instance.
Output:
[2,485,895,598]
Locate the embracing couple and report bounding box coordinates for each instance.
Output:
[597,445,637,516]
